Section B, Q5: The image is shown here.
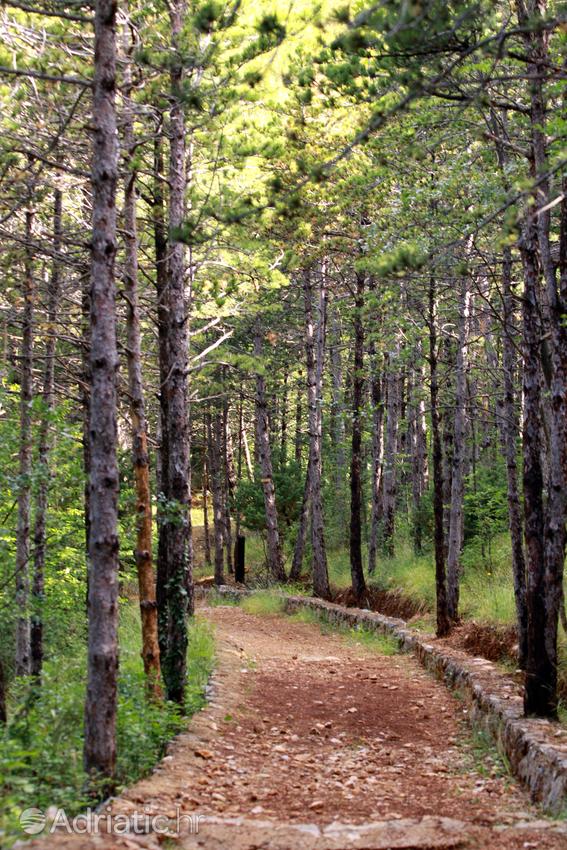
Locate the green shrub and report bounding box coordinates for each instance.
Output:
[0,605,214,847]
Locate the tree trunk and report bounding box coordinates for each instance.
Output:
[518,0,565,716]
[123,52,161,698]
[446,275,471,622]
[429,276,450,637]
[84,0,120,785]
[279,373,288,466]
[329,308,346,492]
[223,396,235,573]
[304,268,331,599]
[152,127,170,665]
[15,207,34,678]
[368,298,383,575]
[349,272,367,599]
[290,458,311,581]
[519,209,550,715]
[254,321,286,582]
[202,429,212,569]
[31,186,62,680]
[381,346,400,558]
[499,245,528,669]
[294,387,302,465]
[161,0,192,704]
[207,409,225,586]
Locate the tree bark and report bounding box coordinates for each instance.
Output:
[349,272,367,599]
[499,246,528,669]
[381,345,400,558]
[223,396,235,573]
[517,0,565,716]
[329,308,346,493]
[290,457,311,581]
[429,275,450,637]
[15,206,34,678]
[123,50,161,698]
[152,127,170,665]
[303,268,331,599]
[84,0,120,785]
[202,426,212,569]
[161,0,192,704]
[207,409,225,586]
[31,186,62,680]
[520,209,551,714]
[254,321,286,582]
[446,275,471,622]
[368,292,383,575]
[294,386,302,466]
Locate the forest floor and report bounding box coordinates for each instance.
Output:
[29,603,567,850]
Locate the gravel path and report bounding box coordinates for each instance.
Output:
[32,603,567,850]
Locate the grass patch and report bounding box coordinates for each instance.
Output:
[0,604,214,848]
[241,590,285,616]
[289,608,324,627]
[290,605,399,656]
[346,625,400,655]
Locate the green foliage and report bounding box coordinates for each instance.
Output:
[241,590,285,616]
[235,462,303,542]
[463,463,510,560]
[0,607,214,847]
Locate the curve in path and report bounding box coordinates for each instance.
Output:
[32,604,567,850]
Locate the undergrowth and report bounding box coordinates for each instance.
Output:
[0,605,214,848]
[241,590,285,616]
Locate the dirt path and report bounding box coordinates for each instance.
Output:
[32,604,567,849]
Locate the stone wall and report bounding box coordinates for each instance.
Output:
[207,586,567,813]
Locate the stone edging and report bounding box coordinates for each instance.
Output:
[206,585,567,813]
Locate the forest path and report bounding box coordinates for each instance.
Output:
[39,603,567,850]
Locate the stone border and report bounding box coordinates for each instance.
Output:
[205,585,567,813]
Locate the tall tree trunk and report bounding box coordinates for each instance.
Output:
[499,246,528,669]
[31,187,62,680]
[368,359,384,575]
[518,0,565,716]
[519,209,550,715]
[202,426,212,569]
[152,127,170,665]
[207,409,225,586]
[84,0,119,784]
[123,53,161,698]
[290,458,311,581]
[254,321,286,582]
[223,396,235,573]
[349,272,367,599]
[15,207,34,678]
[429,276,450,637]
[329,308,346,492]
[304,268,331,599]
[381,346,400,558]
[279,373,288,466]
[161,0,192,704]
[294,386,302,465]
[242,423,253,479]
[410,362,428,555]
[446,275,471,622]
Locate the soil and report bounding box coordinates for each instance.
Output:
[29,603,567,850]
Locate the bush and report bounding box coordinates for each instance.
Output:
[0,605,214,847]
